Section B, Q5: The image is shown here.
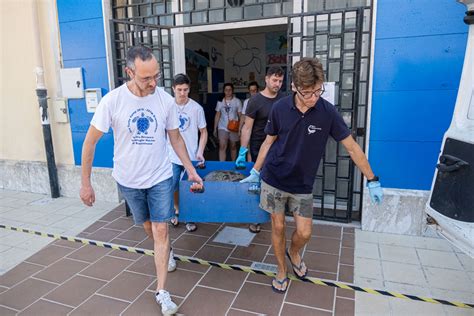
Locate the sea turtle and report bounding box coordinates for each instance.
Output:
[204,170,246,182]
[227,37,262,74]
[132,112,154,135]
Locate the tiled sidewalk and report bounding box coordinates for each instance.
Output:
[354,230,473,316]
[0,202,355,315]
[0,190,117,274]
[1,189,472,315]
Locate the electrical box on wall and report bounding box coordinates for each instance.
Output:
[50,98,69,123]
[85,88,102,113]
[60,68,84,99]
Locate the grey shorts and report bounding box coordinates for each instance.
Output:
[259,181,314,218]
[218,129,239,142]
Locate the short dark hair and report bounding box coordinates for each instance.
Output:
[173,73,191,86]
[266,65,284,77]
[248,81,259,90]
[126,46,154,70]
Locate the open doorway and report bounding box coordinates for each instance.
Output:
[183,24,287,160]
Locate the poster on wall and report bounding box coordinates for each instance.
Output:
[265,31,287,91]
[265,31,287,66]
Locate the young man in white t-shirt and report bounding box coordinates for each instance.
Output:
[168,73,207,232]
[79,46,202,316]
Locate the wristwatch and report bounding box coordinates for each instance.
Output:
[367,176,379,182]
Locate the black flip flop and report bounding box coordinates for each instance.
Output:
[286,248,307,279]
[271,276,289,294]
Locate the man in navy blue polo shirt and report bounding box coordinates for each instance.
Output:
[241,57,383,293]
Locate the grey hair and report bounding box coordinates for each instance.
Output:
[126,46,154,70]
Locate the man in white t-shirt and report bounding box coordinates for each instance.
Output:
[168,73,207,232]
[79,46,202,316]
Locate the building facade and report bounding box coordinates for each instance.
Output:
[0,0,468,236]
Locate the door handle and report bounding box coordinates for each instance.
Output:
[436,154,469,173]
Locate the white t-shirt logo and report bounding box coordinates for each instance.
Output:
[178,112,191,132]
[128,108,158,145]
[307,125,321,135]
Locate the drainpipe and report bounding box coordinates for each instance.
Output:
[32,0,60,198]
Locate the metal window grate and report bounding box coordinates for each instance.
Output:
[110,19,174,92]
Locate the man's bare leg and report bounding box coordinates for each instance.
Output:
[143,220,152,239]
[173,191,179,213]
[289,214,312,267]
[271,212,287,282]
[151,222,170,291]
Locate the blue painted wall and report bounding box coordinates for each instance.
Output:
[370,0,468,190]
[57,0,113,167]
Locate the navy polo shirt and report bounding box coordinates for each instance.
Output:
[261,94,351,194]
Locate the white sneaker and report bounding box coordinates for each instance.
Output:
[156,290,178,315]
[168,248,176,272]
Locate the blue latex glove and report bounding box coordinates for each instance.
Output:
[235,147,248,168]
[367,181,383,204]
[240,168,260,183]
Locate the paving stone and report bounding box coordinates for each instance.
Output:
[379,244,419,264]
[307,236,341,255]
[179,286,236,315]
[25,245,74,266]
[0,262,43,287]
[334,297,355,316]
[67,244,111,263]
[233,282,285,315]
[98,271,154,302]
[80,255,132,281]
[417,249,464,270]
[69,294,129,315]
[313,224,342,239]
[281,303,332,315]
[199,266,247,292]
[149,268,204,297]
[0,278,57,310]
[45,275,106,307]
[286,280,335,311]
[18,299,73,315]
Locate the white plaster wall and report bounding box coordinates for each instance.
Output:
[0,0,74,164]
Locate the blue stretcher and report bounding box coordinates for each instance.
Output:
[178,161,270,223]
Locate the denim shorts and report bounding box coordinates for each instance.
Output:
[171,163,185,192]
[117,177,173,225]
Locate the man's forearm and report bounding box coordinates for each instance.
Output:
[349,145,375,180]
[198,129,208,156]
[253,141,270,171]
[81,142,95,187]
[171,133,194,171]
[240,125,252,148]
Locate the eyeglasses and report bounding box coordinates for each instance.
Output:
[132,70,161,84]
[296,86,325,99]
